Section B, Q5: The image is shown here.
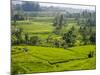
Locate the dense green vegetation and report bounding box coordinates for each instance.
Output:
[12,45,96,74]
[11,1,96,74]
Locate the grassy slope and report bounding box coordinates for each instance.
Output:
[12,45,96,74]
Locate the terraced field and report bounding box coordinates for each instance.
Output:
[11,45,96,74]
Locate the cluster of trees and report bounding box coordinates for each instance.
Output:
[11,27,23,45]
[13,1,40,12]
[52,11,96,48]
[11,1,41,20]
[62,26,77,47]
[53,14,66,34]
[11,29,40,46]
[13,14,25,21]
[22,2,40,11]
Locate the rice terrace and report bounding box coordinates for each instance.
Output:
[11,0,96,74]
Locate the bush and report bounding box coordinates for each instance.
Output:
[30,36,40,45]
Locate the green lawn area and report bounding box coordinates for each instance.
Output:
[11,45,96,74]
